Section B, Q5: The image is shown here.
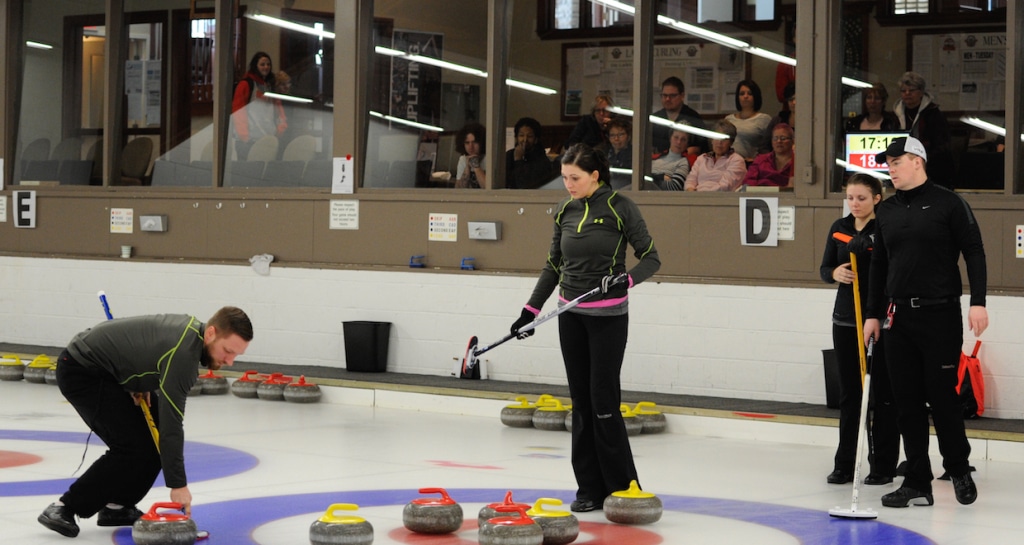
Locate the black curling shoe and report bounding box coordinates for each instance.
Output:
[864,473,894,485]
[97,504,144,526]
[881,486,934,508]
[38,503,80,537]
[951,473,978,505]
[826,469,853,484]
[570,499,603,512]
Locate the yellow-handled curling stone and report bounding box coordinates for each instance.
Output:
[309,503,373,545]
[633,401,667,434]
[527,498,579,545]
[0,354,24,381]
[603,480,662,525]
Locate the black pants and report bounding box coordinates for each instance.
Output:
[832,323,900,476]
[884,304,971,492]
[558,311,637,502]
[56,351,162,518]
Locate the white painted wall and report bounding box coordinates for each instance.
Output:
[1,256,1021,419]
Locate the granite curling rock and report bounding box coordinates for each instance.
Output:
[564,406,572,433]
[633,401,668,434]
[24,354,53,384]
[284,375,323,403]
[500,397,538,428]
[44,361,59,385]
[478,491,531,528]
[603,480,662,525]
[131,502,197,545]
[402,487,463,534]
[527,498,579,545]
[0,354,25,382]
[256,373,293,401]
[532,398,569,431]
[187,380,203,396]
[478,505,543,545]
[230,370,267,399]
[309,503,373,545]
[197,370,229,395]
[619,404,643,437]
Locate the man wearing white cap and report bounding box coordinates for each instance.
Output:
[863,136,988,508]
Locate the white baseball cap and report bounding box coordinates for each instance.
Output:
[875,136,927,164]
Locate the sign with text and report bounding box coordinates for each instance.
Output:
[739,197,778,246]
[428,213,458,242]
[332,155,354,194]
[329,200,359,230]
[13,191,35,228]
[110,208,134,234]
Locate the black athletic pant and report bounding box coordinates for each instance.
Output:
[56,350,162,518]
[558,311,637,502]
[832,323,900,476]
[883,304,971,493]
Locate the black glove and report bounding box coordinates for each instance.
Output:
[847,233,874,255]
[600,273,629,293]
[511,308,537,338]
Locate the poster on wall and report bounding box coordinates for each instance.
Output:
[911,31,1006,113]
[390,30,444,127]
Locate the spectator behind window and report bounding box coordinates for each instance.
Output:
[455,122,486,189]
[724,79,772,162]
[506,117,556,190]
[744,123,795,188]
[893,71,953,188]
[564,94,614,151]
[685,120,747,192]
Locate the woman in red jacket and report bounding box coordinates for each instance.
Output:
[231,52,287,160]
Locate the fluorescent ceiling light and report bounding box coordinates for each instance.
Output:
[264,92,314,104]
[608,106,730,140]
[375,46,556,95]
[26,40,54,50]
[610,167,654,182]
[506,79,558,95]
[247,13,335,39]
[370,110,444,132]
[960,116,1024,142]
[841,77,875,89]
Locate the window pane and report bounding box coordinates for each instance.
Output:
[15,1,106,187]
[367,0,488,189]
[837,7,1007,193]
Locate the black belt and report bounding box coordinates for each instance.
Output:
[892,297,958,308]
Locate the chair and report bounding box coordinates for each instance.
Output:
[58,160,93,185]
[282,135,317,162]
[21,138,51,162]
[262,160,306,186]
[246,135,279,161]
[51,137,83,161]
[86,139,103,185]
[301,160,332,187]
[200,140,215,162]
[225,161,267,187]
[117,137,154,186]
[20,160,59,182]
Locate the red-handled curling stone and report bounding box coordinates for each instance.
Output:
[478,491,531,528]
[256,373,293,401]
[527,498,579,545]
[309,503,373,545]
[532,398,568,431]
[131,502,197,545]
[24,354,52,384]
[633,401,667,434]
[479,504,543,545]
[619,404,643,436]
[284,375,323,403]
[500,396,538,428]
[603,480,662,525]
[402,487,463,534]
[230,370,267,399]
[0,354,25,381]
[197,370,229,395]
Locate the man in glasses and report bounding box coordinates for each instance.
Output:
[652,76,706,157]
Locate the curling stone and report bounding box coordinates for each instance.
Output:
[633,402,668,434]
[197,370,229,395]
[402,487,463,534]
[132,502,197,545]
[478,491,531,527]
[0,354,24,381]
[24,354,53,384]
[256,373,293,401]
[230,370,267,399]
[603,480,662,525]
[619,404,643,437]
[187,380,203,396]
[563,406,572,433]
[532,398,569,431]
[500,397,537,428]
[284,375,323,403]
[44,362,58,385]
[479,505,543,545]
[309,503,373,545]
[527,498,579,545]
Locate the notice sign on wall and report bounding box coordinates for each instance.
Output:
[329,200,359,230]
[428,213,458,242]
[110,208,134,234]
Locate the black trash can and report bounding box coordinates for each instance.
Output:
[343,321,391,372]
[821,348,841,409]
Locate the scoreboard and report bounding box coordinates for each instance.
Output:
[844,132,909,172]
